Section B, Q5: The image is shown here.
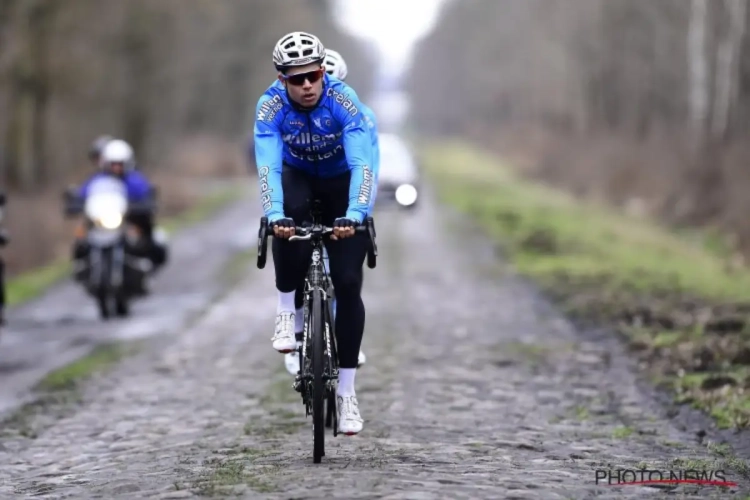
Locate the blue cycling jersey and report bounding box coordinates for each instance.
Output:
[253,75,375,224]
[78,171,152,201]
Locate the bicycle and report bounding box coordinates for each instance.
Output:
[256,200,377,463]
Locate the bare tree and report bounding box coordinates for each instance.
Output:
[408,0,750,250]
[688,0,710,139]
[712,0,747,140]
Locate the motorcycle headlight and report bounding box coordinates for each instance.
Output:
[395,184,418,206]
[96,213,123,229]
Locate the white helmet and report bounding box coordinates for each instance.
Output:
[100,139,135,171]
[323,49,348,80]
[273,31,326,71]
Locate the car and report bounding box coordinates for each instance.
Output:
[375,133,420,210]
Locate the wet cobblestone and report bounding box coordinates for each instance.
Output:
[0,197,744,499]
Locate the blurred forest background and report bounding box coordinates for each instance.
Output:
[0,0,374,273]
[409,0,750,257]
[5,0,749,276]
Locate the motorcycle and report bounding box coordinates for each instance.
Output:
[63,177,157,320]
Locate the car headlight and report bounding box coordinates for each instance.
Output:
[395,184,418,206]
[96,213,123,229]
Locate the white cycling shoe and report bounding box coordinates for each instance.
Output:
[284,346,366,376]
[337,395,364,435]
[271,312,296,353]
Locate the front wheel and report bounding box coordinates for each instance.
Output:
[97,294,112,320]
[311,289,325,463]
[115,296,130,317]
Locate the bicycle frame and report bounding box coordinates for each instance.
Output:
[292,224,338,413]
[255,203,378,462]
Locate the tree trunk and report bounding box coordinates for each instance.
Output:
[120,1,152,161]
[712,0,746,141]
[688,0,710,140]
[4,0,53,192]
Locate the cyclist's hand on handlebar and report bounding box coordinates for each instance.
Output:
[272,218,295,239]
[332,217,357,240]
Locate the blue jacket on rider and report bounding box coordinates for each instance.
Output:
[253,74,374,224]
[78,171,153,201]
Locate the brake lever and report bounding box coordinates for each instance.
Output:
[257,217,268,269]
[366,217,378,256]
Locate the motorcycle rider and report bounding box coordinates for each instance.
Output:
[73,139,168,282]
[88,135,114,168]
[283,48,380,377]
[254,31,375,435]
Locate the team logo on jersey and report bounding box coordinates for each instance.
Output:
[282,131,342,146]
[257,95,283,122]
[313,117,322,128]
[357,165,372,205]
[326,88,359,116]
[258,165,274,212]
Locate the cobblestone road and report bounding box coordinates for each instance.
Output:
[0,193,745,499]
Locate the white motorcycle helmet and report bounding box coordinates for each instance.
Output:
[323,49,348,80]
[100,139,136,173]
[272,31,326,71]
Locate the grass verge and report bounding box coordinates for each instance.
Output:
[2,236,256,440]
[1,341,142,439]
[5,185,245,307]
[35,342,140,392]
[421,139,750,430]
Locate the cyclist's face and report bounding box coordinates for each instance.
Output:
[279,63,324,107]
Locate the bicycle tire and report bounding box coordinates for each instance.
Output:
[311,289,325,463]
[324,289,339,432]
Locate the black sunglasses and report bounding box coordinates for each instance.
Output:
[281,69,324,86]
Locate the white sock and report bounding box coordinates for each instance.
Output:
[294,307,304,334]
[276,291,295,314]
[338,368,356,397]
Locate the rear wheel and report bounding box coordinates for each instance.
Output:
[324,291,339,433]
[311,290,325,463]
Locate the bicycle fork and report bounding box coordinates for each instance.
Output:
[323,247,336,321]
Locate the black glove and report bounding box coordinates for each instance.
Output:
[272,217,295,229]
[333,218,358,229]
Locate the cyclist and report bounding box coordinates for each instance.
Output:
[88,135,114,168]
[254,31,374,435]
[284,47,380,378]
[74,139,168,280]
